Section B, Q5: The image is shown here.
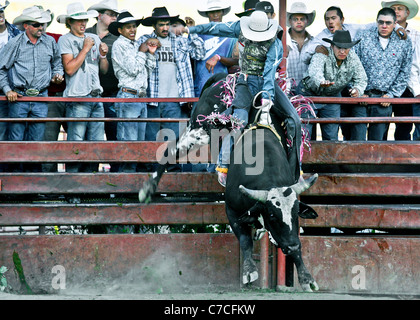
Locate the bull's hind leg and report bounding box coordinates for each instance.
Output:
[138,125,210,203]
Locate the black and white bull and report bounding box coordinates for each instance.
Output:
[225,124,319,292]
[138,73,319,291]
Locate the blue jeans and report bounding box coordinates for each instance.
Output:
[145,102,184,141]
[341,104,368,141]
[0,99,8,141]
[296,82,340,141]
[8,90,48,141]
[66,98,105,172]
[115,89,147,172]
[366,92,393,141]
[218,108,249,168]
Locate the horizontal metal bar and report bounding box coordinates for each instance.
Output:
[1,117,420,124]
[1,95,420,104]
[0,96,199,103]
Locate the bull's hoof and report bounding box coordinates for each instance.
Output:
[242,271,259,285]
[301,281,319,293]
[138,179,157,204]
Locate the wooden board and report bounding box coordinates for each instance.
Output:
[0,234,240,294]
[300,236,420,294]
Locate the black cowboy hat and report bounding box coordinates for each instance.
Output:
[108,11,142,36]
[142,6,179,27]
[322,30,361,49]
[235,0,260,18]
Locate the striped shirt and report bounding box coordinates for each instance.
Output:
[0,32,63,93]
[286,30,314,87]
[138,31,205,106]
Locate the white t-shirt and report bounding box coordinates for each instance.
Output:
[58,32,103,97]
[0,29,9,52]
[157,36,179,98]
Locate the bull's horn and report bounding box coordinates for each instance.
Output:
[239,185,269,203]
[291,173,319,195]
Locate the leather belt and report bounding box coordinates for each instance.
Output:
[121,87,146,97]
[14,87,47,96]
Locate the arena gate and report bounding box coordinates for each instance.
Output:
[0,95,419,296]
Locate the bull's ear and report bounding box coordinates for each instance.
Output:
[298,202,318,219]
[291,174,318,194]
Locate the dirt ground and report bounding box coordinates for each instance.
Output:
[0,288,411,300]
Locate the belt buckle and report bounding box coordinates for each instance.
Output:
[25,88,39,96]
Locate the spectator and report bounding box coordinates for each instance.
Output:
[57,2,109,173]
[235,0,260,18]
[0,0,21,172]
[354,7,413,141]
[382,0,419,140]
[0,6,64,172]
[110,11,158,172]
[87,0,120,168]
[297,30,367,141]
[286,2,316,92]
[192,0,239,97]
[138,7,205,172]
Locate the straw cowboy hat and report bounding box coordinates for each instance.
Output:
[0,0,9,11]
[57,2,98,24]
[240,10,279,42]
[13,6,52,25]
[197,0,231,18]
[142,7,179,27]
[236,0,260,18]
[108,11,142,36]
[322,30,361,49]
[88,0,120,14]
[286,2,316,27]
[381,0,419,19]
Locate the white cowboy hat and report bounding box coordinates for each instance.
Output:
[240,10,279,42]
[88,0,120,14]
[286,2,316,27]
[13,6,52,25]
[197,0,231,18]
[381,0,419,19]
[57,2,98,24]
[0,0,9,11]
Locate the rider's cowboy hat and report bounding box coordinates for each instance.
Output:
[236,0,260,18]
[286,2,316,27]
[381,0,419,20]
[240,10,279,42]
[108,11,142,36]
[13,6,52,25]
[88,0,120,14]
[142,7,179,27]
[57,2,98,24]
[0,0,9,11]
[198,0,231,18]
[322,30,361,49]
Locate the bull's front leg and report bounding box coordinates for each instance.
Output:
[288,248,319,292]
[138,125,210,203]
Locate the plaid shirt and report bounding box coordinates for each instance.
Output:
[138,32,205,105]
[286,29,314,87]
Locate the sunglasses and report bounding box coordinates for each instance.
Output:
[377,20,394,26]
[26,22,43,28]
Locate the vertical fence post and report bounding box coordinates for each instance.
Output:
[260,233,270,288]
